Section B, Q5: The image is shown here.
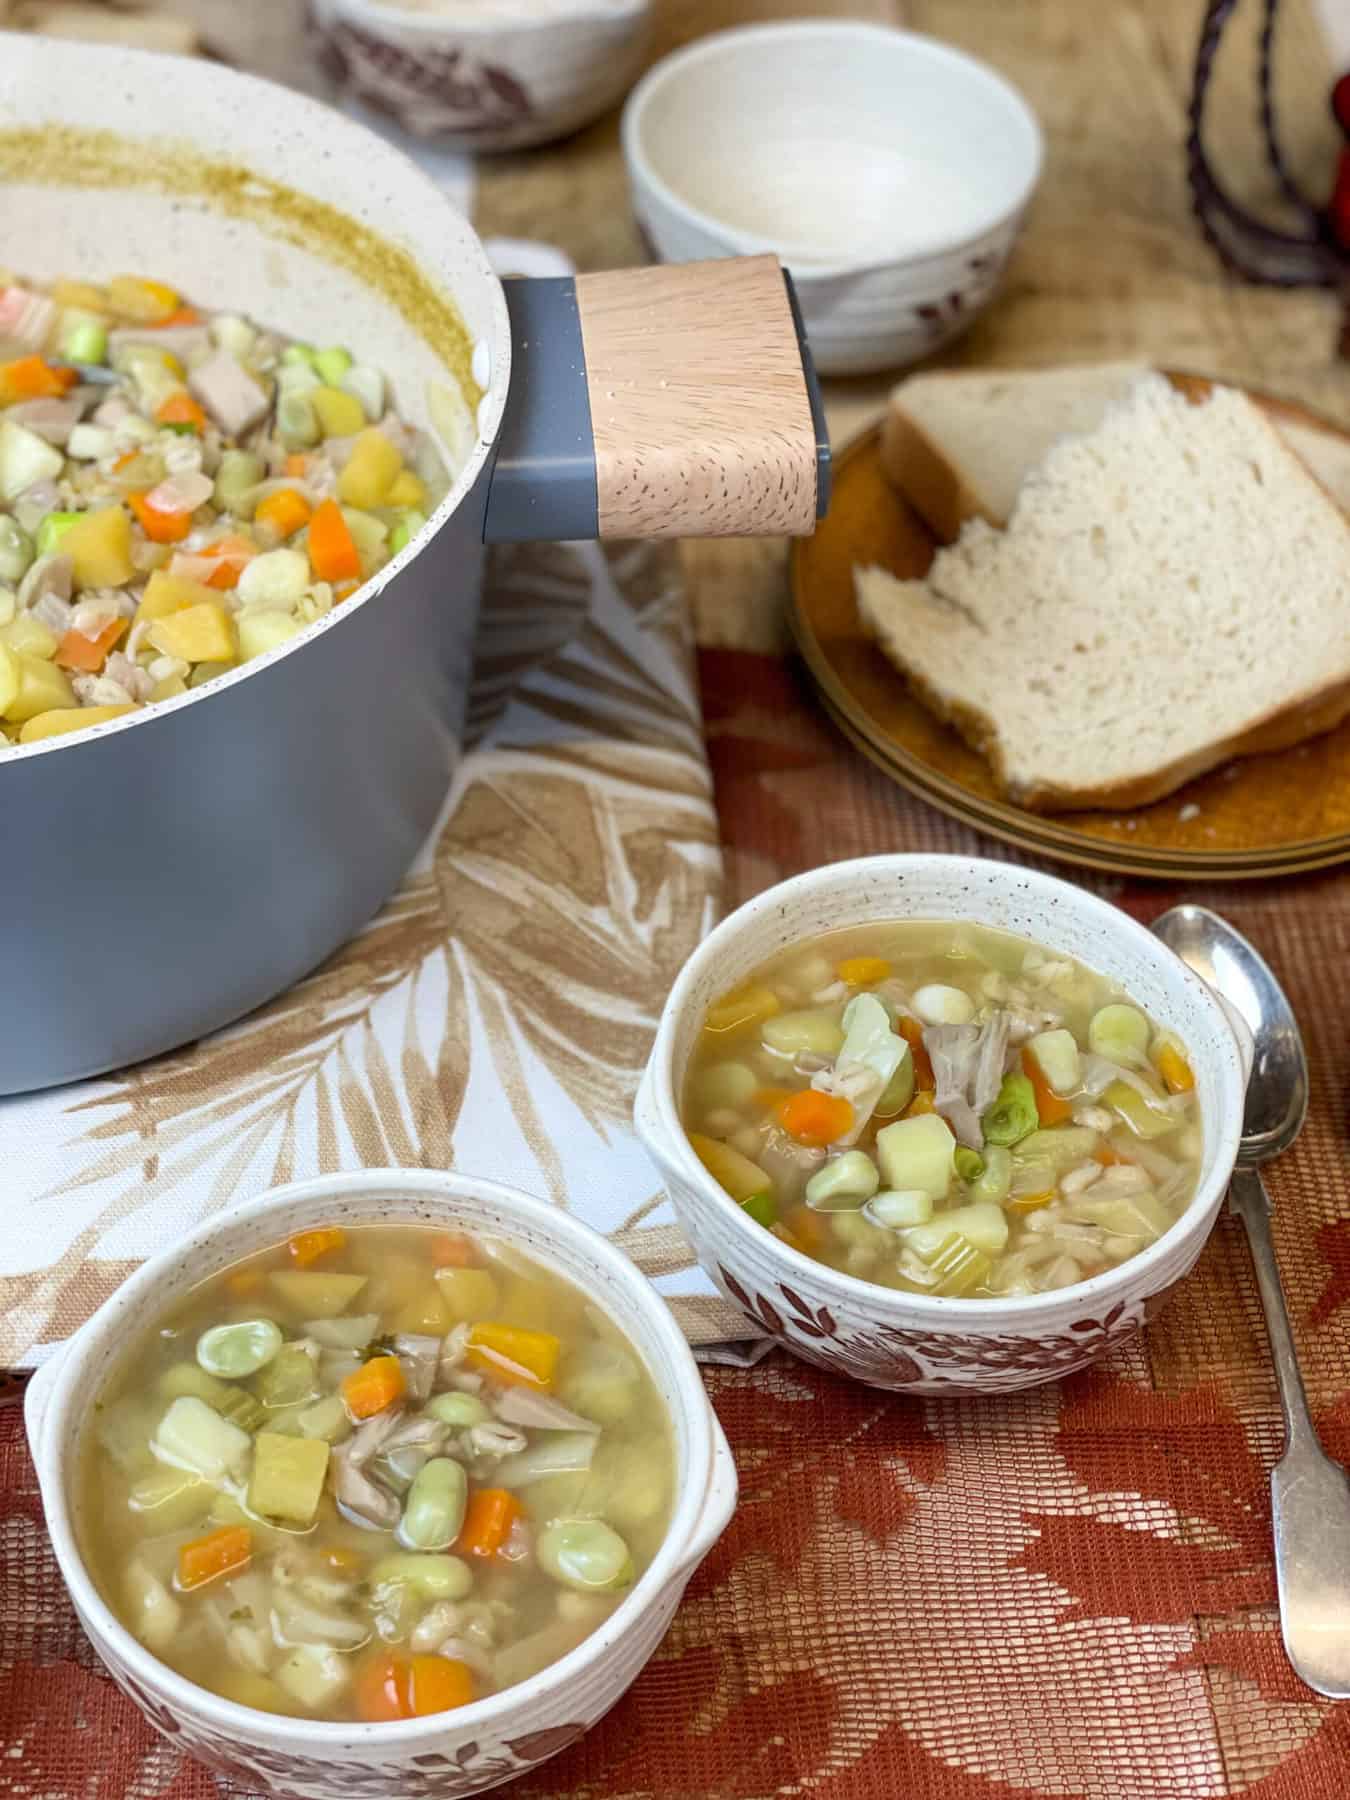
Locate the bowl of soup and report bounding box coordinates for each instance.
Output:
[636,855,1253,1395]
[24,1169,736,1799]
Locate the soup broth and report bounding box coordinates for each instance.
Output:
[78,1223,673,1722]
[681,921,1203,1297]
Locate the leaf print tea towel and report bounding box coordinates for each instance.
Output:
[0,537,751,1369]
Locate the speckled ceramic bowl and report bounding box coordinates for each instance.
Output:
[636,856,1253,1395]
[622,22,1043,375]
[24,1169,736,1799]
[313,0,653,151]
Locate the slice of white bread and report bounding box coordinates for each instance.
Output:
[883,363,1350,540]
[856,374,1350,813]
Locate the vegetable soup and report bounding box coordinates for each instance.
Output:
[0,274,450,745]
[78,1224,672,1722]
[682,922,1203,1297]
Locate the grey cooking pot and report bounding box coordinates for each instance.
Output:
[0,33,828,1095]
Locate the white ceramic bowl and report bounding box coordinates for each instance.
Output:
[622,22,1043,375]
[313,0,653,151]
[635,856,1254,1395]
[24,1170,736,1799]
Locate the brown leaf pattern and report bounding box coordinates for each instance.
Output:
[0,542,731,1366]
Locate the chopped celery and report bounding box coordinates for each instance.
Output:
[740,1192,776,1228]
[247,1432,330,1526]
[59,310,108,365]
[197,1318,283,1379]
[903,1201,1009,1260]
[971,1144,1013,1204]
[213,448,265,517]
[312,346,353,387]
[252,1344,320,1410]
[267,1270,368,1317]
[982,1072,1038,1145]
[805,1149,880,1212]
[1104,1080,1181,1140]
[923,1233,994,1297]
[388,508,425,555]
[1089,1004,1151,1068]
[151,1395,252,1483]
[156,1361,265,1432]
[35,512,81,559]
[281,343,319,368]
[875,1113,956,1198]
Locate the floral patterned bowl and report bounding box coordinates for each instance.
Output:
[24,1169,736,1799]
[621,22,1043,376]
[312,0,653,152]
[635,856,1254,1396]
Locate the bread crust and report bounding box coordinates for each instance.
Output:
[879,402,994,545]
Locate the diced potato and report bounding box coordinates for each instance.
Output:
[19,704,134,742]
[310,385,366,438]
[146,600,236,664]
[912,983,976,1025]
[267,1270,369,1317]
[123,1557,182,1651]
[275,1644,351,1710]
[295,1393,352,1444]
[904,1201,1010,1259]
[128,1464,215,1530]
[136,569,219,622]
[237,608,304,662]
[392,1284,452,1335]
[387,469,427,509]
[1027,1028,1081,1095]
[435,1267,501,1324]
[0,613,57,659]
[151,1395,252,1483]
[63,506,134,590]
[248,1432,330,1526]
[3,652,74,722]
[215,1670,293,1715]
[875,1113,956,1199]
[150,674,188,702]
[253,1345,320,1410]
[337,428,403,509]
[687,1133,772,1203]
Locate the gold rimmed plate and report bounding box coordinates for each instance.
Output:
[790,403,1350,882]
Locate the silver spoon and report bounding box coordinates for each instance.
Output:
[1152,903,1350,1699]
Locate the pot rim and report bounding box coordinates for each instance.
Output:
[32,1166,720,1745]
[638,853,1247,1328]
[621,21,1044,280]
[322,0,650,36]
[0,32,511,768]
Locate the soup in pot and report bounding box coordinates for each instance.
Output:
[0,273,452,745]
[681,922,1203,1298]
[78,1223,672,1721]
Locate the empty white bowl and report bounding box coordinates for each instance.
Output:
[313,0,653,152]
[622,22,1043,375]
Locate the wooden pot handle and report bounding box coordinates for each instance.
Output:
[484,255,830,543]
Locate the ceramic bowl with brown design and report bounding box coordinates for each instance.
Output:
[24,1169,736,1799]
[312,0,653,152]
[636,856,1254,1396]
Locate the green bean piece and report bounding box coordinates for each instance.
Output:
[981,1073,1039,1146]
[739,1192,776,1229]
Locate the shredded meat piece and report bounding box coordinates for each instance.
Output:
[437,1322,471,1389]
[394,1334,441,1403]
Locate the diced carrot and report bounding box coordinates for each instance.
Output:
[904,1090,937,1118]
[454,1487,523,1559]
[1156,1044,1195,1095]
[283,452,309,478]
[181,533,256,590]
[129,490,193,544]
[287,1225,347,1267]
[341,1354,405,1420]
[0,355,77,404]
[355,1653,410,1722]
[178,1525,251,1591]
[429,1232,478,1268]
[777,1089,854,1146]
[836,955,891,987]
[408,1656,474,1716]
[1007,1190,1057,1216]
[1021,1046,1074,1127]
[255,487,312,539]
[333,579,362,603]
[154,390,208,434]
[1093,1144,1134,1168]
[112,449,140,473]
[152,306,202,328]
[897,1016,935,1090]
[226,1268,265,1299]
[466,1323,560,1391]
[354,1654,474,1722]
[784,1202,828,1253]
[307,498,361,582]
[54,616,127,673]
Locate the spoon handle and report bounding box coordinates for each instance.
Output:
[1230,1165,1350,1698]
[1229,1167,1316,1444]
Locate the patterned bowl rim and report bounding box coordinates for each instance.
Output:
[28,1167,728,1746]
[320,0,651,37]
[621,21,1044,279]
[639,852,1250,1328]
